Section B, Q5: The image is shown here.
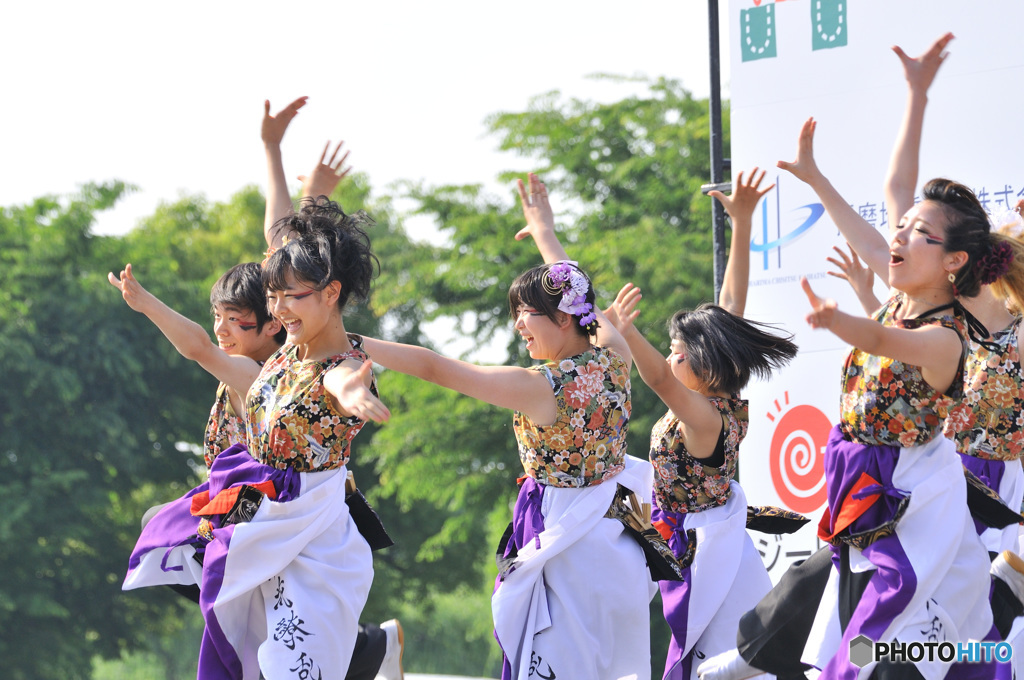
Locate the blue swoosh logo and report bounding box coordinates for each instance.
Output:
[752,202,825,268]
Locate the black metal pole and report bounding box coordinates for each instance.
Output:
[706,0,728,304]
[704,0,735,481]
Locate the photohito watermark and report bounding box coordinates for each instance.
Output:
[849,635,1012,667]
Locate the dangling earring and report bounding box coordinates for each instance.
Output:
[948,272,959,298]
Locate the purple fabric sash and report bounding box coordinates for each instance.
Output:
[821,426,917,679]
[652,501,694,680]
[126,444,301,680]
[823,425,905,540]
[820,427,995,679]
[497,477,546,680]
[504,477,547,563]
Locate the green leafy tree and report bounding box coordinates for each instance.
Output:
[0,182,217,680]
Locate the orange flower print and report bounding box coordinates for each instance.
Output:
[986,374,1017,410]
[898,429,920,447]
[546,425,574,451]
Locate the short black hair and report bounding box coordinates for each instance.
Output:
[508,262,598,338]
[669,304,797,394]
[210,262,286,344]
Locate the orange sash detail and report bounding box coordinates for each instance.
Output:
[653,519,675,542]
[816,472,883,542]
[189,480,278,517]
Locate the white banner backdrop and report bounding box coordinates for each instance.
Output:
[729,0,1024,580]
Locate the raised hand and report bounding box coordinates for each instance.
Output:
[299,141,351,200]
[514,172,557,242]
[892,32,953,95]
[777,118,823,185]
[827,243,873,291]
[606,283,642,333]
[827,243,880,315]
[708,168,775,221]
[261,97,308,147]
[802,277,838,330]
[107,263,156,313]
[332,360,391,423]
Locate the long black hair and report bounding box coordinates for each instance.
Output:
[670,304,797,394]
[262,196,379,311]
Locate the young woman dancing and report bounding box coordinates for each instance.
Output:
[121,197,388,680]
[259,95,406,680]
[820,32,1024,556]
[776,109,998,677]
[607,169,797,680]
[700,33,1023,680]
[359,173,657,680]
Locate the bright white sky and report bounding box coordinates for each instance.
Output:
[0,1,730,237]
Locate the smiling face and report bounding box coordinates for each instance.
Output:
[212,304,282,360]
[514,305,570,361]
[266,271,339,347]
[888,200,962,297]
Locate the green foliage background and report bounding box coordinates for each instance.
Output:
[1,77,728,679]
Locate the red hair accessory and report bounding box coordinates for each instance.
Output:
[977,241,1014,285]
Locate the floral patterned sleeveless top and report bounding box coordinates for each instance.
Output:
[512,346,630,488]
[944,316,1024,461]
[245,335,377,472]
[650,395,748,514]
[203,382,246,469]
[840,295,966,448]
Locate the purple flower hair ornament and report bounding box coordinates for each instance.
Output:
[544,260,598,332]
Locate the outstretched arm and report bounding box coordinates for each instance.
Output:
[262,97,307,249]
[299,140,351,201]
[107,264,262,395]
[827,243,882,315]
[359,336,557,425]
[778,118,891,278]
[801,277,961,393]
[885,33,954,234]
[324,359,390,423]
[606,284,723,456]
[514,173,631,364]
[708,168,775,317]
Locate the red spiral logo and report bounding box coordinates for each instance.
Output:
[768,403,830,513]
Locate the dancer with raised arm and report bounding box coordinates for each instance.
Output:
[360,173,657,679]
[110,262,284,475]
[778,111,997,677]
[120,195,388,680]
[700,33,1023,680]
[606,170,797,680]
[259,97,406,680]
